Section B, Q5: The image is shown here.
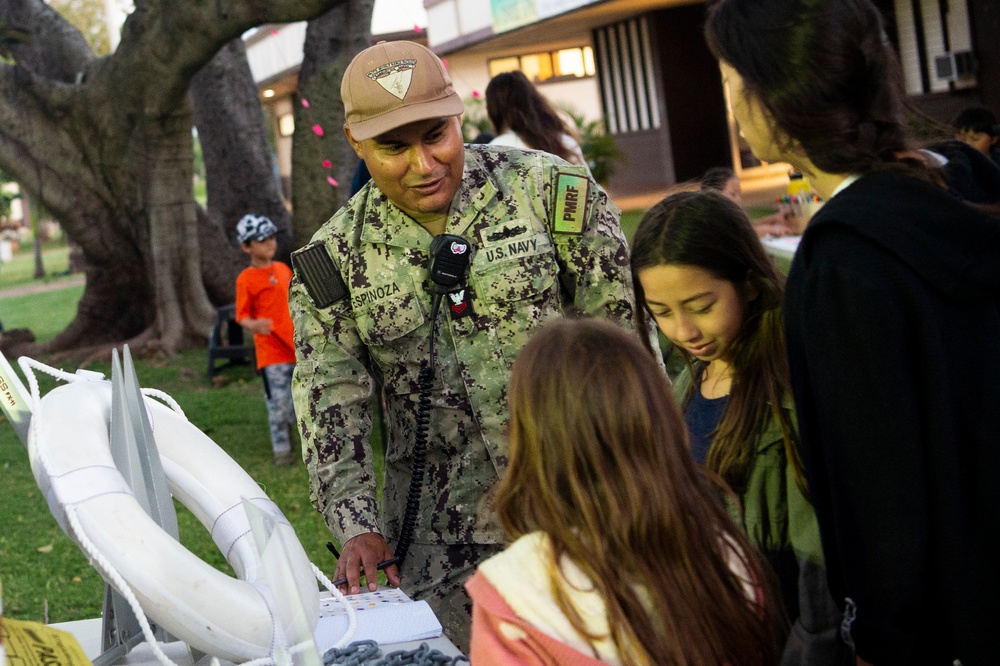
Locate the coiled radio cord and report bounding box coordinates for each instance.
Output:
[393,292,443,565]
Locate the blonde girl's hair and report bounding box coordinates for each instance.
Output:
[493,317,778,665]
[629,190,806,497]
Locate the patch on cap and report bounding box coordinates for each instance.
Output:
[368,59,417,99]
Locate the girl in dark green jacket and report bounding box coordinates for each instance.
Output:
[630,191,849,665]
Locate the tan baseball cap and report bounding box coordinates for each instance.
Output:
[342,41,465,141]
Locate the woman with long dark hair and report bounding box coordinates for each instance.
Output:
[631,190,846,664]
[485,70,588,169]
[466,318,777,665]
[706,1,1000,663]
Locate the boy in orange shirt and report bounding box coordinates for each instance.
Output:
[235,214,297,466]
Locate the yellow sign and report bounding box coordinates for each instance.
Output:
[1,618,93,666]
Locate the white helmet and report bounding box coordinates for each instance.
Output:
[236,214,278,244]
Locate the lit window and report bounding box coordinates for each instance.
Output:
[555,49,585,78]
[488,47,595,83]
[278,114,295,137]
[263,89,275,98]
[489,57,520,78]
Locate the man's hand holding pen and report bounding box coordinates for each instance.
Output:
[326,533,401,594]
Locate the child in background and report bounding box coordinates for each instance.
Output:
[953,105,1000,168]
[700,166,797,237]
[630,191,847,665]
[466,317,777,666]
[235,214,297,466]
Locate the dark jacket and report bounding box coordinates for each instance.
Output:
[924,139,1000,204]
[784,170,1000,665]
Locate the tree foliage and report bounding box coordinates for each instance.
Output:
[47,0,131,57]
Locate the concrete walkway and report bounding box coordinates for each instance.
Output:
[609,172,789,212]
[0,274,85,300]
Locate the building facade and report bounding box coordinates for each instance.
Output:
[248,0,999,198]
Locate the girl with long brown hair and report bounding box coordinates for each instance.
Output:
[630,190,847,664]
[465,317,776,665]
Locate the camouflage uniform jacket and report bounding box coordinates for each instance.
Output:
[290,144,636,548]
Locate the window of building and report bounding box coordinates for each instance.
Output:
[488,46,595,83]
[278,113,295,137]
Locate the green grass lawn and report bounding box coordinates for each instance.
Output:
[0,244,73,291]
[1,285,84,342]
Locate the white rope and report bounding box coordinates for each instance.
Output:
[313,564,359,649]
[65,507,185,666]
[141,388,186,418]
[19,358,184,666]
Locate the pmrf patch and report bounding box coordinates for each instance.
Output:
[550,170,591,235]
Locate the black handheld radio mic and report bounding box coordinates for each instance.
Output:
[428,234,472,292]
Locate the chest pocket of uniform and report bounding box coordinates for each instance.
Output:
[473,243,558,304]
[354,286,427,347]
[472,243,561,367]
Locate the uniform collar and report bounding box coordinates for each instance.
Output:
[448,148,498,237]
[359,148,499,249]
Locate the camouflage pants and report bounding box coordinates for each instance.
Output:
[401,542,503,654]
[262,362,296,455]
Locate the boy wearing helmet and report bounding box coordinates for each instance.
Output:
[235,214,298,466]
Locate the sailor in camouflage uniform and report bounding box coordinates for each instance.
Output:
[289,40,638,649]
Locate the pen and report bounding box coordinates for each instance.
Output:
[331,556,400,588]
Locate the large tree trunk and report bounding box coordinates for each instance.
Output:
[291,0,374,247]
[0,0,344,356]
[190,37,295,305]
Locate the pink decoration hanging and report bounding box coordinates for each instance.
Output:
[414,25,423,33]
[322,160,333,169]
[269,29,279,36]
[327,176,339,187]
[301,98,310,108]
[471,90,481,99]
[312,124,325,137]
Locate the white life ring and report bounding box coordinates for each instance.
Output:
[27,377,320,663]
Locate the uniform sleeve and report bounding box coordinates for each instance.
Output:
[548,171,636,328]
[289,248,381,544]
[786,236,929,664]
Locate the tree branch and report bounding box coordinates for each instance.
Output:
[0,64,104,223]
[109,0,347,118]
[0,0,95,82]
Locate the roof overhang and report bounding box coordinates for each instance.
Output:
[434,0,699,56]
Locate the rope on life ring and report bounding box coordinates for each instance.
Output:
[19,356,357,666]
